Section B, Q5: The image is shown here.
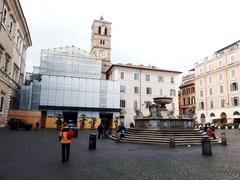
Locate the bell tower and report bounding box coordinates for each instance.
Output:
[90,16,112,73]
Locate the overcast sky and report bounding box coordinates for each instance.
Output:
[21,0,240,75]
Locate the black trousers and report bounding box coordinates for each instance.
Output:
[61,143,70,162]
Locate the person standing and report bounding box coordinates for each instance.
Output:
[35,120,40,130]
[59,123,71,163]
[97,124,104,139]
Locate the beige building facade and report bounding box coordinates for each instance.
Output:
[195,40,240,124]
[0,0,32,126]
[107,64,181,127]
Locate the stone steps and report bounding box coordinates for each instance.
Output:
[110,129,220,146]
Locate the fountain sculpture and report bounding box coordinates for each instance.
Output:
[134,97,194,129]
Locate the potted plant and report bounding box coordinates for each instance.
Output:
[89,117,97,130]
[79,114,87,129]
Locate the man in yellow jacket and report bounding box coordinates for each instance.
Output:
[59,122,71,163]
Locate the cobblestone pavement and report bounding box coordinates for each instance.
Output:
[0,128,240,180]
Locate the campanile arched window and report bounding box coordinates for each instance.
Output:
[104,27,107,35]
[98,27,101,34]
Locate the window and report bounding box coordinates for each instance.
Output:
[209,88,213,96]
[17,36,20,47]
[200,79,203,86]
[230,82,238,91]
[230,55,235,64]
[200,102,204,109]
[104,27,107,35]
[170,89,176,96]
[221,99,225,108]
[134,86,139,94]
[218,73,223,80]
[145,74,150,81]
[231,69,236,77]
[210,100,214,109]
[13,67,18,82]
[218,59,223,68]
[208,76,212,84]
[191,97,195,104]
[200,90,203,97]
[134,100,138,108]
[9,22,13,34]
[120,72,124,79]
[0,50,3,63]
[187,88,190,95]
[146,87,152,94]
[120,100,126,108]
[200,68,203,74]
[3,9,7,24]
[158,76,164,82]
[134,73,139,80]
[120,85,126,93]
[183,98,185,105]
[187,97,191,105]
[232,97,239,106]
[191,87,195,93]
[182,89,186,96]
[0,96,3,112]
[98,26,101,34]
[4,58,9,72]
[145,101,151,108]
[219,85,224,94]
[207,64,212,72]
[160,89,163,96]
[171,77,174,83]
[102,40,105,45]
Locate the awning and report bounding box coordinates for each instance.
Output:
[232,115,240,119]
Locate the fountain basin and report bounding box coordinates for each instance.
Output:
[135,118,194,129]
[153,97,173,105]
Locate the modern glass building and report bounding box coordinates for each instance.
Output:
[21,46,120,128]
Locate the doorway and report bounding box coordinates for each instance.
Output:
[100,113,113,128]
[63,112,78,126]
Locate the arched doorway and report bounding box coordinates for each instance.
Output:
[220,112,227,124]
[210,113,215,123]
[200,113,206,124]
[233,111,240,124]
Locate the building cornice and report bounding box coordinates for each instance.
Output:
[106,64,182,74]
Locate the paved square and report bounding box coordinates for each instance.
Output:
[0,128,240,180]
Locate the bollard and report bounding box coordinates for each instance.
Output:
[220,132,227,146]
[202,136,212,156]
[116,133,121,143]
[169,136,175,148]
[89,133,96,150]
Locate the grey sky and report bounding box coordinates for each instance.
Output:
[21,0,240,75]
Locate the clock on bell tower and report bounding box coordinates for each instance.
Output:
[90,16,112,73]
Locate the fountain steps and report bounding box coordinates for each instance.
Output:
[110,129,219,146]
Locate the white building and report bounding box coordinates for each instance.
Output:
[106,63,181,127]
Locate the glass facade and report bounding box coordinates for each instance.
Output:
[39,75,119,109]
[40,48,101,79]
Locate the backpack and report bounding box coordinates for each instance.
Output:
[67,129,74,139]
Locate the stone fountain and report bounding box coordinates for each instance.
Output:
[134,97,194,129]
